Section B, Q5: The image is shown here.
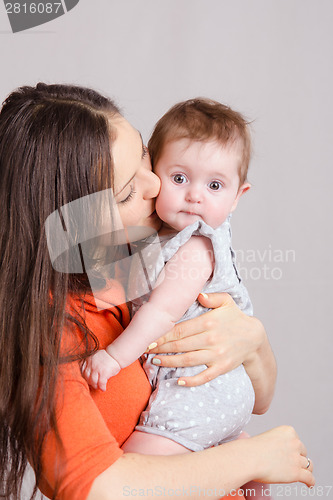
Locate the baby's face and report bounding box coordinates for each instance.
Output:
[154,139,250,231]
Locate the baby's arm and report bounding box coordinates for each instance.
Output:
[108,235,214,367]
[81,236,213,390]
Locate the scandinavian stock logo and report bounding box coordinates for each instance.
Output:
[3,0,80,32]
[45,190,162,311]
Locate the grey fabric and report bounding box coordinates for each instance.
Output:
[132,218,255,450]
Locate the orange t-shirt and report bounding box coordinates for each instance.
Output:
[39,280,245,500]
[39,280,151,499]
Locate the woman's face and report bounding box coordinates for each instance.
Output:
[111,116,162,232]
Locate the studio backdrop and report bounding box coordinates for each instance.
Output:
[0,1,332,497]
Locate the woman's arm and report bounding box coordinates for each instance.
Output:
[87,426,314,500]
[147,292,277,414]
[241,316,276,415]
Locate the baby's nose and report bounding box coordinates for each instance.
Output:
[185,186,202,203]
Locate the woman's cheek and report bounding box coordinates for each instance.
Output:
[117,204,140,229]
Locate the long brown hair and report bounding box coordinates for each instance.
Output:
[0,83,120,498]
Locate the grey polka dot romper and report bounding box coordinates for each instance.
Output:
[130,217,255,451]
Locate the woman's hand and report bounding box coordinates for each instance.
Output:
[147,292,277,413]
[248,426,315,487]
[147,292,262,383]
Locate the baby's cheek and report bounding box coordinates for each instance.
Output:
[211,206,229,228]
[155,193,168,220]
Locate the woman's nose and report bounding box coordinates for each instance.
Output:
[143,169,161,200]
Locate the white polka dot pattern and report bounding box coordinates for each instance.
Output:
[131,218,254,451]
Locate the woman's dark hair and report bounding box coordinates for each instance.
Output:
[0,83,120,499]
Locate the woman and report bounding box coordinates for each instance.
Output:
[0,83,314,500]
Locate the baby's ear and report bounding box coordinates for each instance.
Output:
[230,182,251,212]
[238,182,251,197]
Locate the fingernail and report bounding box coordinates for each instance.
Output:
[152,357,161,365]
[178,380,186,386]
[200,293,208,299]
[147,342,158,350]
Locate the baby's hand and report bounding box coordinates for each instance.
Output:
[81,349,121,391]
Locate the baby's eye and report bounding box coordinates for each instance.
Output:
[172,174,187,184]
[209,180,223,191]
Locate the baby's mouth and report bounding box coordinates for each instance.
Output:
[181,211,200,216]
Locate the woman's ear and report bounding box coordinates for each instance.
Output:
[230,182,251,212]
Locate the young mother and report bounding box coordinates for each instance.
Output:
[0,84,314,500]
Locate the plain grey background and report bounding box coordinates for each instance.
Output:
[1,1,332,498]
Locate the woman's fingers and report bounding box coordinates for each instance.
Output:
[150,351,221,386]
[151,292,233,348]
[152,316,207,348]
[149,331,213,354]
[297,452,315,487]
[299,440,308,459]
[301,456,312,471]
[150,347,237,377]
[299,456,315,487]
[299,467,315,488]
[178,366,221,387]
[151,349,213,369]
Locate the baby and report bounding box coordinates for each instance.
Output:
[84,98,255,452]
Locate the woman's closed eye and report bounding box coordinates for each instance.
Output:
[118,185,136,204]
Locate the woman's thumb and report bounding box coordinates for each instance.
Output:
[197,292,233,309]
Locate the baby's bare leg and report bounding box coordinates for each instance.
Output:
[122,430,189,455]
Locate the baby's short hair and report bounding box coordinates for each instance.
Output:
[148,98,251,185]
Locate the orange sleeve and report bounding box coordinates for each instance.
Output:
[39,362,123,500]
